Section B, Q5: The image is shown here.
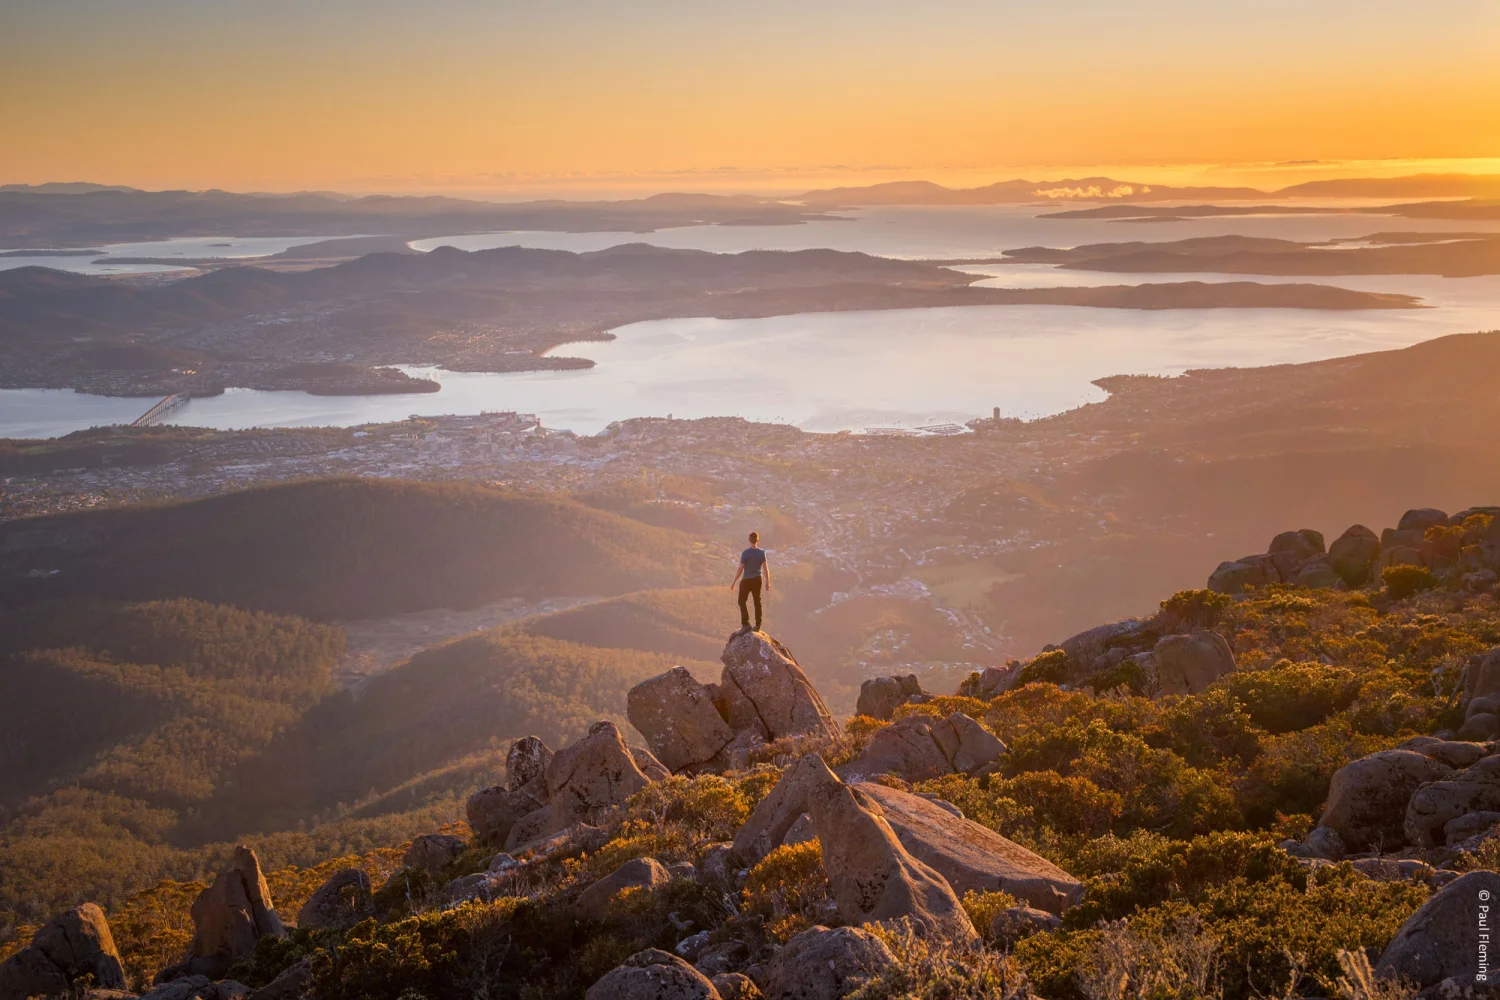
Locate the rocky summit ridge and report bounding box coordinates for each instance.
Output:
[7,504,1500,1000]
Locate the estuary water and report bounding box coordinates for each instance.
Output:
[3,206,1499,438]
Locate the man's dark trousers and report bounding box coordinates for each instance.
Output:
[738,577,762,630]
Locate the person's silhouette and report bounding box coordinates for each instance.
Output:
[729,531,770,632]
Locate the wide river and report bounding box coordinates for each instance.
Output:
[3,206,1499,438]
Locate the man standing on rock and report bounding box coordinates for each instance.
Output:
[730,531,770,633]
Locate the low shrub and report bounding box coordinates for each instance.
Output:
[1383,565,1437,601]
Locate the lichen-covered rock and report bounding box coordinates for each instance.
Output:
[548,721,657,830]
[717,633,838,742]
[1406,755,1500,848]
[856,674,925,721]
[842,712,1006,783]
[507,736,554,791]
[1268,528,1325,579]
[1151,630,1236,695]
[855,781,1083,914]
[157,846,285,983]
[763,925,894,1000]
[402,833,466,875]
[1377,870,1500,988]
[631,745,673,782]
[1328,524,1381,585]
[295,869,372,931]
[467,779,549,847]
[585,948,722,1000]
[804,758,977,942]
[504,805,555,852]
[628,667,735,772]
[574,858,672,921]
[1320,750,1454,850]
[1059,619,1153,675]
[0,903,126,1000]
[1402,736,1491,771]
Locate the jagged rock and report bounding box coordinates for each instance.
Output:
[733,755,840,865]
[1208,555,1277,594]
[503,804,555,851]
[1329,525,1382,585]
[717,633,838,742]
[548,721,658,830]
[676,931,712,962]
[855,781,1084,914]
[803,757,977,941]
[585,948,722,1000]
[402,833,466,875]
[468,778,549,847]
[989,905,1061,946]
[976,664,1021,698]
[1407,756,1500,848]
[1444,811,1500,845]
[763,925,894,1000]
[508,736,554,791]
[856,675,925,721]
[709,973,761,1000]
[721,729,767,771]
[1151,631,1236,696]
[0,902,126,1000]
[295,869,372,931]
[631,746,673,782]
[158,846,286,983]
[575,858,672,921]
[628,667,735,772]
[248,957,312,1000]
[1377,870,1500,988]
[1321,750,1454,850]
[1268,528,1325,579]
[841,712,1006,783]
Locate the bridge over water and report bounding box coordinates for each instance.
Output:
[131,392,190,427]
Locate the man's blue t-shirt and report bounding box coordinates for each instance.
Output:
[740,547,767,579]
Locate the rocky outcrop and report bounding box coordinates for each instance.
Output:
[158,846,285,983]
[548,721,658,830]
[1058,619,1157,680]
[628,667,735,773]
[840,712,1006,783]
[1377,870,1500,988]
[466,737,554,846]
[1406,755,1500,848]
[1457,648,1500,741]
[0,903,126,1000]
[762,925,894,1000]
[733,755,843,866]
[295,869,372,931]
[1320,749,1455,850]
[854,782,1084,914]
[402,833,466,875]
[717,633,838,742]
[1328,525,1382,586]
[855,674,926,721]
[803,758,977,941]
[1209,526,1343,593]
[1150,630,1236,696]
[574,858,672,921]
[585,949,722,1000]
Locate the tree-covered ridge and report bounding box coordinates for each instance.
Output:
[0,478,720,619]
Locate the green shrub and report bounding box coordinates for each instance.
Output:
[1016,649,1073,687]
[1383,565,1437,600]
[1225,662,1360,733]
[1158,589,1235,631]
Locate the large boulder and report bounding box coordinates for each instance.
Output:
[1268,529,1325,579]
[467,779,549,847]
[1377,870,1500,988]
[1462,648,1500,723]
[1398,509,1450,535]
[762,925,894,1000]
[248,957,312,1000]
[574,858,672,921]
[804,758,977,942]
[1406,755,1500,848]
[295,869,372,931]
[717,633,838,742]
[507,736,554,791]
[841,712,1005,783]
[628,667,734,773]
[1151,631,1236,696]
[854,782,1083,914]
[548,721,658,830]
[1208,555,1276,594]
[158,846,285,983]
[1320,750,1454,850]
[585,948,722,1000]
[402,833,466,875]
[1059,619,1154,676]
[503,805,556,852]
[856,675,925,721]
[1328,525,1381,586]
[0,903,126,1000]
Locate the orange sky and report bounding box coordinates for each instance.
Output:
[3,1,1498,195]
